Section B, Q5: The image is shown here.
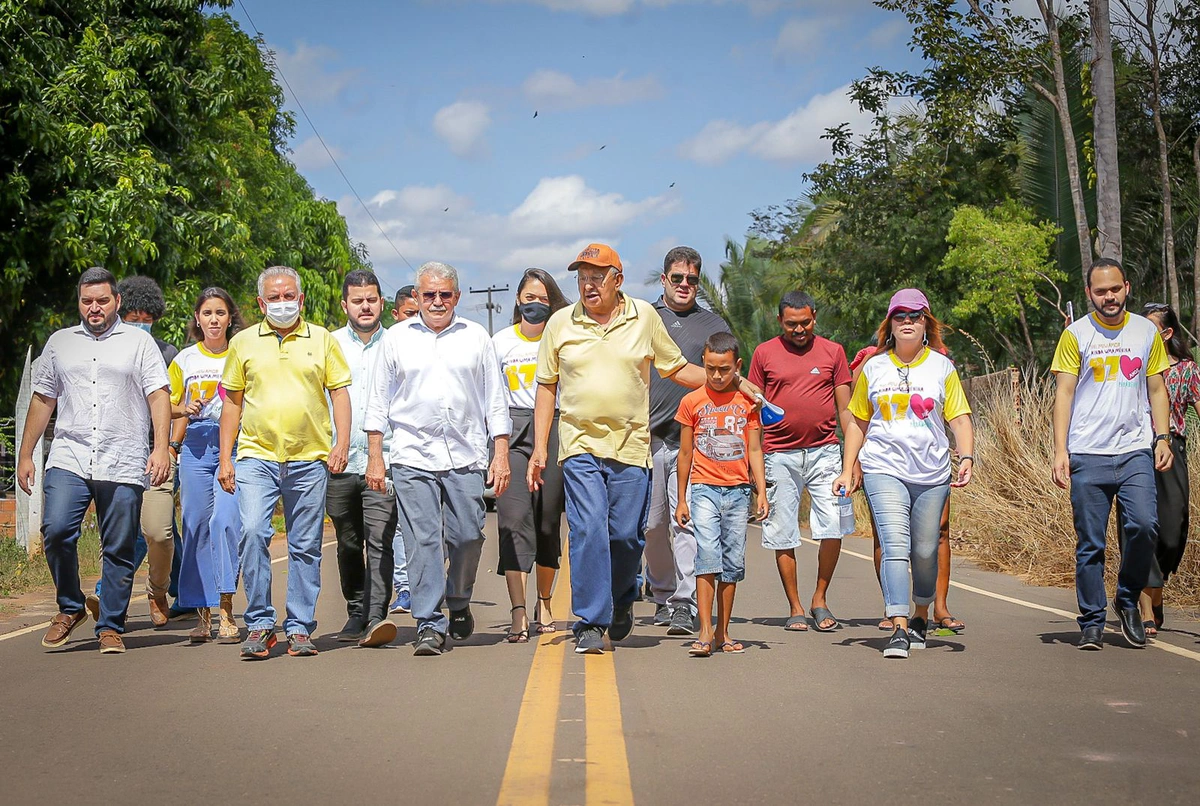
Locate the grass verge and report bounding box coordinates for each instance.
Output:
[1,516,101,598]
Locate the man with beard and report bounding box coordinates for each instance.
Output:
[325,270,400,647]
[18,267,172,654]
[1051,258,1173,651]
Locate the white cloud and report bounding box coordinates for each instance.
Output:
[677,83,870,165]
[432,101,492,158]
[523,69,664,110]
[341,175,680,274]
[289,136,343,171]
[272,42,360,105]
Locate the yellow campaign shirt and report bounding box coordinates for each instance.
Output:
[221,320,352,462]
[536,295,688,468]
[848,348,971,485]
[1050,311,1169,455]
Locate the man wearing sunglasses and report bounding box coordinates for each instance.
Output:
[364,261,511,657]
[645,246,732,637]
[528,243,760,654]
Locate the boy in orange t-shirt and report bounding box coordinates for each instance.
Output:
[674,332,768,656]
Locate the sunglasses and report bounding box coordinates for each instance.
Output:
[891,310,924,324]
[668,273,700,287]
[420,291,455,303]
[897,365,911,394]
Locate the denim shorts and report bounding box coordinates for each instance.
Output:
[690,483,751,583]
[762,444,842,548]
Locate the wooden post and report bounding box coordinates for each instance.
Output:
[14,348,44,556]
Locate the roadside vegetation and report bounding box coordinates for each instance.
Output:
[0,517,100,599]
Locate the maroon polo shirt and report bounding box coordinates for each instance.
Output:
[748,334,851,453]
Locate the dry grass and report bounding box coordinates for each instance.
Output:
[954,377,1200,611]
[1,514,101,598]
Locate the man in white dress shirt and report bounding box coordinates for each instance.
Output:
[17,267,172,654]
[365,261,512,656]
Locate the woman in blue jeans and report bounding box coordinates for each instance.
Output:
[833,289,975,659]
[169,288,245,643]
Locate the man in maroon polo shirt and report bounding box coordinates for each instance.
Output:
[748,290,852,632]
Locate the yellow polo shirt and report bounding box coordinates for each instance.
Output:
[536,295,687,467]
[221,320,352,462]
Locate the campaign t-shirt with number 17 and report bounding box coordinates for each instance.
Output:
[168,342,229,422]
[848,348,971,486]
[1050,312,1169,455]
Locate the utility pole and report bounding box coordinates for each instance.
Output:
[470,284,509,335]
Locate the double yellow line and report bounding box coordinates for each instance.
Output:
[496,551,635,806]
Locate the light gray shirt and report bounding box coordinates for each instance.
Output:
[331,325,391,476]
[32,319,169,487]
[364,314,511,473]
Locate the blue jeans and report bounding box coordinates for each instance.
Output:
[1069,450,1157,630]
[391,465,486,636]
[391,530,409,594]
[863,473,950,619]
[177,422,241,608]
[562,454,651,633]
[690,483,750,583]
[42,468,143,635]
[236,458,328,636]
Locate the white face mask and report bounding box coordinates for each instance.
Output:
[265,300,300,328]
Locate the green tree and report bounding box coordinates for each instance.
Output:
[699,237,793,360]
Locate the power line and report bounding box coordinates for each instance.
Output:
[234,0,415,272]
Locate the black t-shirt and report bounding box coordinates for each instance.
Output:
[648,297,731,444]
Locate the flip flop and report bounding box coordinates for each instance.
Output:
[878,617,894,631]
[1143,620,1158,638]
[810,606,839,632]
[718,640,745,654]
[784,615,809,632]
[935,616,965,634]
[688,640,712,657]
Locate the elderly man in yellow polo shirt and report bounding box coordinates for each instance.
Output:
[529,243,760,654]
[218,266,352,660]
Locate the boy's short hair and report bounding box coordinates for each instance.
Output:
[704,331,740,362]
[117,275,166,320]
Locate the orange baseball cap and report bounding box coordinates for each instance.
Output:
[568,243,623,272]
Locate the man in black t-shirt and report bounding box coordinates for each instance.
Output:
[645,246,731,635]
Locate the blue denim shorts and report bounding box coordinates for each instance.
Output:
[690,483,751,583]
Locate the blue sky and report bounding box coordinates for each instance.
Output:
[229,0,924,327]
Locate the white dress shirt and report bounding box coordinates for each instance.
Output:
[331,324,391,476]
[364,314,511,472]
[32,319,169,487]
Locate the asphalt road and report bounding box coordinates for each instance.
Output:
[1,515,1199,805]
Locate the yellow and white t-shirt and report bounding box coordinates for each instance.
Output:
[848,348,972,485]
[491,324,543,410]
[169,343,229,422]
[1050,312,1169,455]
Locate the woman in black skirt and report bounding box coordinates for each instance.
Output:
[491,269,571,642]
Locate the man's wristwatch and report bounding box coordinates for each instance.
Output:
[1154,433,1170,445]
[169,440,183,453]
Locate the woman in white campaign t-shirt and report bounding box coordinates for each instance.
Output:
[833,289,975,661]
[169,288,245,644]
[491,269,571,643]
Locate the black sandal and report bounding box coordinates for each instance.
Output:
[534,596,557,634]
[506,605,529,644]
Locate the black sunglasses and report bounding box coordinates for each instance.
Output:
[891,310,924,324]
[668,273,700,287]
[420,291,455,302]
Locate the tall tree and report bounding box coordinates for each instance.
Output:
[1090,0,1123,262]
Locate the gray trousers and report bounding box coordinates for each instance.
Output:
[325,473,397,622]
[643,437,697,613]
[391,464,486,636]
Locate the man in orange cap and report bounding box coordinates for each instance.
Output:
[528,243,760,653]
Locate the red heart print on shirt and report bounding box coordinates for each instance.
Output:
[909,395,936,420]
[1120,355,1143,380]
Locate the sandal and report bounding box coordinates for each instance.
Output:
[934,616,965,633]
[534,596,557,634]
[718,640,745,654]
[1152,604,1164,630]
[1143,620,1158,638]
[688,640,712,657]
[506,605,529,644]
[784,614,809,632]
[810,606,839,632]
[878,616,894,631]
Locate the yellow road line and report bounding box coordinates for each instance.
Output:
[585,651,635,805]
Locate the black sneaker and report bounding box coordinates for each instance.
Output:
[1112,604,1146,648]
[449,606,474,641]
[413,628,445,656]
[1077,626,1104,651]
[609,603,634,641]
[908,616,928,650]
[337,616,368,642]
[574,626,605,654]
[666,605,696,636]
[287,633,318,657]
[239,627,278,660]
[883,627,910,659]
[653,603,672,626]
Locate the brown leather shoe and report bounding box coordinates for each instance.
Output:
[98,630,126,654]
[85,594,100,623]
[42,611,88,648]
[148,594,169,627]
